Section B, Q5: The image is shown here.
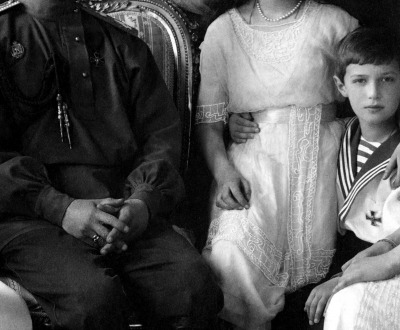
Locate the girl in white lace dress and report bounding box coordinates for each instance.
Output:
[195,1,358,329]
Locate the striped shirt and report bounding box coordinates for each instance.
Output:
[356,137,381,173]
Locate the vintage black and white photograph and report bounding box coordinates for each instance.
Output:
[0,0,399,329]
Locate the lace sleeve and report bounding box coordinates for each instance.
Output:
[196,21,228,124]
[195,102,227,125]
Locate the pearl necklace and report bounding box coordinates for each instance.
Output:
[256,0,303,22]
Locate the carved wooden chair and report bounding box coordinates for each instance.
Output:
[0,0,204,328]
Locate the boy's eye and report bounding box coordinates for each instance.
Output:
[382,76,395,83]
[352,78,366,84]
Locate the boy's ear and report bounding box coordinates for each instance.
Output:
[333,75,348,98]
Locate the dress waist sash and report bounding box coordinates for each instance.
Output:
[250,103,336,123]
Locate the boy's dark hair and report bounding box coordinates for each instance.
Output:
[336,27,400,81]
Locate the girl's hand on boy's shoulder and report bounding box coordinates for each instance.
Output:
[304,278,339,326]
[383,143,400,188]
[229,112,260,144]
[333,255,396,295]
[341,240,392,272]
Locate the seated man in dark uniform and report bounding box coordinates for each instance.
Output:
[0,0,222,329]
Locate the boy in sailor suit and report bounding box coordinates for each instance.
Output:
[305,27,400,330]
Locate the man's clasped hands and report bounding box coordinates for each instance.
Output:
[62,198,149,255]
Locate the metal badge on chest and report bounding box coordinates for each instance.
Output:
[11,41,25,59]
[90,52,104,67]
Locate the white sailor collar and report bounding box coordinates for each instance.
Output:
[338,118,400,222]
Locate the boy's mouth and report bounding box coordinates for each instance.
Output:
[365,105,384,110]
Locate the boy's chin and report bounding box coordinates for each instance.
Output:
[360,115,395,126]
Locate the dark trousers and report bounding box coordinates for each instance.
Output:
[0,219,222,330]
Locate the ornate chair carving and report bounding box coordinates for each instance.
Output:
[0,0,205,328]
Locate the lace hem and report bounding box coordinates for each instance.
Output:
[287,104,322,290]
[205,212,334,290]
[195,103,228,125]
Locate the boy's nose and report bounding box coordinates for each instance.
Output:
[367,81,381,99]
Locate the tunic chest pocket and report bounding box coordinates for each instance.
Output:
[1,53,60,126]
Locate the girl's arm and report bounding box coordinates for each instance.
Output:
[196,122,250,210]
[340,239,393,272]
[195,21,252,209]
[332,243,400,294]
[383,142,400,187]
[385,223,400,245]
[305,277,339,326]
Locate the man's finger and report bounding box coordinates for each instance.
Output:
[106,226,127,245]
[97,203,121,214]
[97,198,125,206]
[96,198,125,213]
[97,211,129,233]
[89,232,107,249]
[91,225,111,245]
[90,225,125,254]
[93,223,125,248]
[100,242,127,255]
[100,243,116,255]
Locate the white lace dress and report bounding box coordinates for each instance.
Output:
[324,275,400,330]
[196,2,358,329]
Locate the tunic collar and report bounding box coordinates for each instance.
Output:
[19,0,76,19]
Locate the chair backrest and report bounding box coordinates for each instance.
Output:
[85,0,202,174]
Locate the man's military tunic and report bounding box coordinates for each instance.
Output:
[0,1,222,329]
[0,0,184,230]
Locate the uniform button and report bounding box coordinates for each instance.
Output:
[73,8,79,13]
[75,36,81,42]
[82,72,88,78]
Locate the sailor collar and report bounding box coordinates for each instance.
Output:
[338,118,400,222]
